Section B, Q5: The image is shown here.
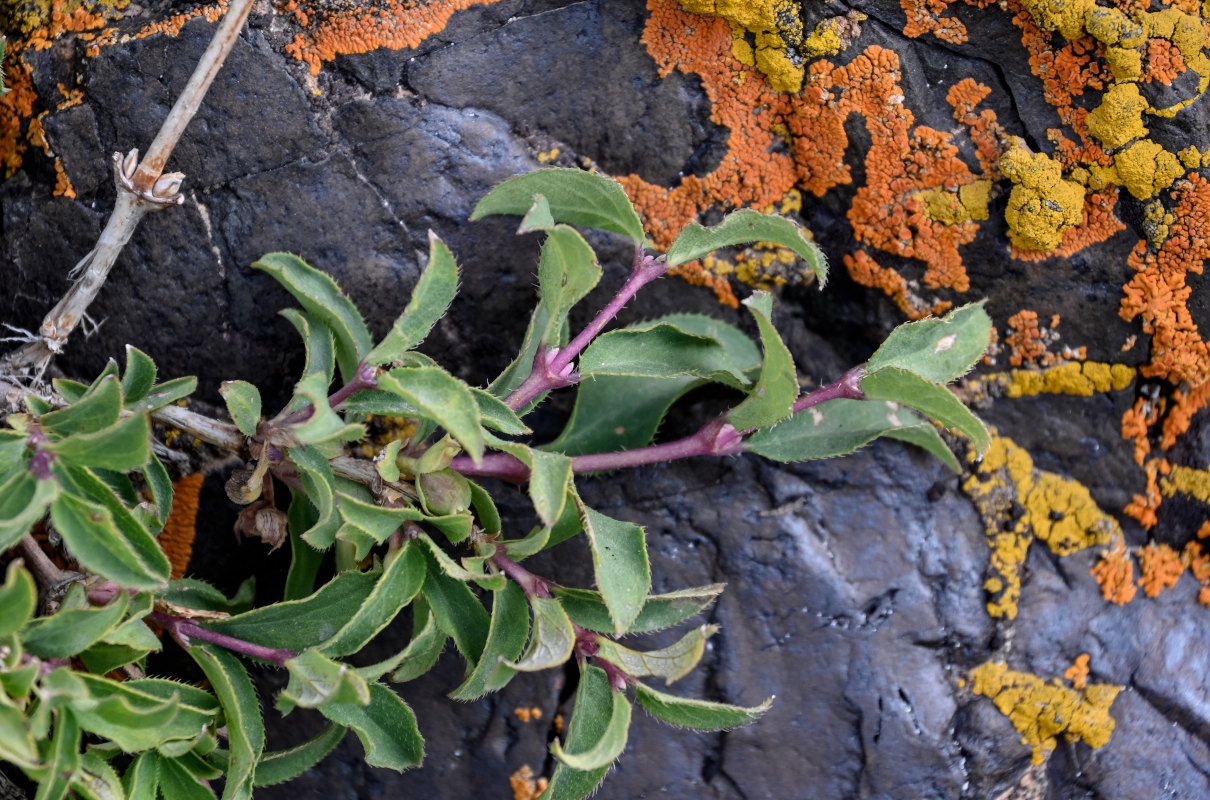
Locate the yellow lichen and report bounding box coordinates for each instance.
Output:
[913,179,992,225]
[1085,82,1149,150]
[970,660,1121,765]
[1005,361,1136,397]
[999,138,1086,251]
[1160,463,1210,504]
[964,432,1118,618]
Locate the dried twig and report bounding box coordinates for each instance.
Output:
[0,0,256,384]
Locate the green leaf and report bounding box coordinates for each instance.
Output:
[0,470,57,554]
[52,378,89,404]
[744,398,936,462]
[204,568,378,653]
[39,376,122,436]
[448,581,530,701]
[420,549,489,666]
[0,693,38,769]
[384,607,446,683]
[129,376,197,414]
[503,596,574,672]
[367,232,459,364]
[49,485,168,590]
[550,681,630,772]
[281,649,371,710]
[484,438,571,528]
[160,578,255,616]
[728,292,797,431]
[865,302,992,385]
[335,491,423,543]
[45,412,151,472]
[187,644,263,800]
[318,683,423,771]
[594,625,715,684]
[0,561,36,637]
[467,479,501,536]
[487,304,550,402]
[471,168,645,246]
[74,749,126,800]
[286,446,341,549]
[553,583,723,635]
[219,381,262,438]
[882,423,961,473]
[38,708,81,800]
[155,754,216,800]
[319,543,425,657]
[285,491,325,601]
[538,666,612,800]
[665,209,827,283]
[121,752,158,800]
[289,369,365,448]
[377,367,484,464]
[580,506,650,634]
[578,323,750,388]
[141,454,173,527]
[254,723,346,787]
[635,682,772,730]
[531,213,602,346]
[66,676,189,752]
[121,346,157,406]
[860,367,989,453]
[471,388,530,435]
[22,594,129,659]
[414,532,496,585]
[279,308,335,416]
[253,252,372,383]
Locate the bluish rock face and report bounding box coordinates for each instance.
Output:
[2,1,1208,797]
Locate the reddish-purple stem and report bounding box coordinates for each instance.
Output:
[151,611,297,666]
[276,362,378,426]
[490,550,552,598]
[792,366,866,414]
[506,246,667,411]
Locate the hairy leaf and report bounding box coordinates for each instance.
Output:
[286,446,341,548]
[485,437,572,528]
[45,412,151,472]
[40,375,122,436]
[120,345,157,406]
[744,398,937,463]
[219,381,262,437]
[319,543,425,657]
[594,625,715,684]
[378,367,484,464]
[254,723,346,787]
[187,644,263,800]
[318,684,423,771]
[580,506,649,634]
[22,593,129,659]
[368,231,459,364]
[470,388,530,435]
[253,253,372,383]
[204,569,378,652]
[449,581,529,700]
[578,323,750,388]
[860,367,989,453]
[420,549,489,667]
[550,680,630,772]
[385,608,446,683]
[865,302,992,384]
[553,583,723,635]
[0,470,58,553]
[728,292,797,431]
[155,754,216,800]
[281,649,371,711]
[49,481,168,590]
[503,596,574,672]
[472,168,645,246]
[0,561,36,637]
[129,376,197,414]
[634,683,772,730]
[666,209,826,284]
[882,423,961,473]
[538,666,613,800]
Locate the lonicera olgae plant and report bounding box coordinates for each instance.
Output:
[0,168,992,800]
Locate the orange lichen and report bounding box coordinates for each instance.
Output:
[512,706,542,723]
[1005,311,1061,367]
[1124,457,1167,529]
[1142,36,1188,83]
[1136,541,1184,597]
[1064,653,1091,690]
[508,765,548,800]
[281,0,498,76]
[1091,544,1138,604]
[970,660,1121,765]
[85,2,227,56]
[160,474,204,581]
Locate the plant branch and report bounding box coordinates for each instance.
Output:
[792,366,866,414]
[150,611,296,666]
[276,362,378,426]
[505,245,667,411]
[151,404,245,451]
[0,0,255,380]
[490,549,551,598]
[16,537,76,593]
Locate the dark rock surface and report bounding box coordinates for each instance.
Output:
[3,0,1209,798]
